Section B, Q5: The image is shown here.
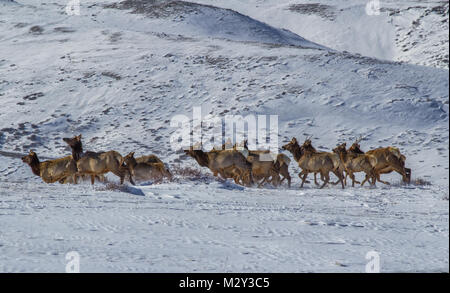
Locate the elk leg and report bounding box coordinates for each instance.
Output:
[128,174,135,186]
[90,175,95,185]
[405,168,411,183]
[283,173,291,188]
[257,177,269,188]
[298,172,311,184]
[217,170,232,183]
[349,172,356,187]
[361,173,376,187]
[352,176,361,184]
[319,172,329,189]
[300,172,308,188]
[395,167,409,184]
[331,170,346,186]
[270,171,280,187]
[314,173,321,186]
[375,172,391,185]
[330,173,342,185]
[361,175,369,186]
[165,169,173,181]
[332,170,345,189]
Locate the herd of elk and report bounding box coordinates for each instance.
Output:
[282,138,345,189]
[22,135,172,186]
[21,134,411,189]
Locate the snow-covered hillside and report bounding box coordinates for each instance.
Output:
[0,0,448,272]
[191,0,449,69]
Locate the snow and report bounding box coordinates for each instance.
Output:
[0,172,448,272]
[190,0,449,68]
[0,0,448,272]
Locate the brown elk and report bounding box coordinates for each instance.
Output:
[136,154,164,164]
[282,138,345,189]
[242,140,291,188]
[62,134,128,185]
[22,150,78,184]
[332,143,377,187]
[75,151,128,185]
[349,141,411,184]
[218,140,291,188]
[300,138,345,186]
[122,152,172,183]
[184,147,253,186]
[245,153,282,188]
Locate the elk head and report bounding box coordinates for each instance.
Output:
[282,137,298,152]
[123,152,137,168]
[332,143,347,154]
[282,137,304,161]
[301,137,316,153]
[349,136,365,154]
[21,150,38,165]
[63,134,83,161]
[22,150,41,176]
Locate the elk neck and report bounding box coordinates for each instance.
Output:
[28,154,41,177]
[193,150,210,167]
[71,141,83,161]
[290,143,303,162]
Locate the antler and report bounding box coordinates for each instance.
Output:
[355,135,364,144]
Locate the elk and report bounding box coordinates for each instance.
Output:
[282,137,345,189]
[184,147,253,186]
[218,140,291,188]
[136,154,163,164]
[75,150,128,185]
[21,150,78,184]
[242,140,291,188]
[245,153,282,188]
[332,143,377,187]
[349,141,411,184]
[62,134,128,185]
[300,138,345,186]
[122,152,172,183]
[63,134,103,161]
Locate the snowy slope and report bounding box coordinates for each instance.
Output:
[191,0,449,69]
[0,0,448,272]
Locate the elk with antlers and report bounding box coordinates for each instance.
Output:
[282,138,345,189]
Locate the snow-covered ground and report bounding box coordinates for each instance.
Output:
[0,0,448,272]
